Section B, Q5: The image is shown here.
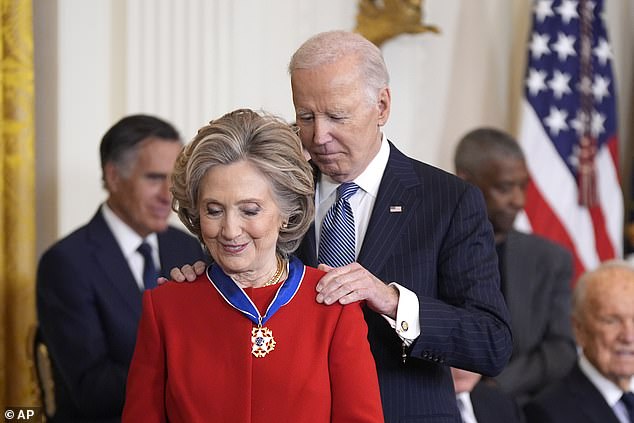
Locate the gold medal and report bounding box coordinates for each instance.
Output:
[251,325,276,357]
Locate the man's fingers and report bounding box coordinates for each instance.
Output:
[169,266,186,282]
[181,265,198,282]
[317,263,335,272]
[319,277,359,305]
[168,261,205,283]
[170,265,194,282]
[192,261,207,277]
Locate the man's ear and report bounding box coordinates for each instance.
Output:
[377,87,391,127]
[104,162,120,193]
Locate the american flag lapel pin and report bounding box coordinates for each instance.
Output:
[389,205,402,213]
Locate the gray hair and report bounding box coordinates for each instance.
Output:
[288,30,390,104]
[171,109,315,256]
[572,259,634,319]
[454,128,525,177]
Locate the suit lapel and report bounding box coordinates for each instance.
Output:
[358,143,421,276]
[87,211,143,316]
[567,365,622,423]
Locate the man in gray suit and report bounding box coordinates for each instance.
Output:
[454,127,577,406]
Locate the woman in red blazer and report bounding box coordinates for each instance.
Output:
[122,109,383,423]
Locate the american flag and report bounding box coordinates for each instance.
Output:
[516,0,622,281]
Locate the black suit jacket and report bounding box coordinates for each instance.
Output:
[297,143,513,422]
[495,230,576,405]
[36,209,207,423]
[524,363,622,423]
[471,382,524,423]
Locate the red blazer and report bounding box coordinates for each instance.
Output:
[122,264,384,423]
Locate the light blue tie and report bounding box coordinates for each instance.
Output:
[318,182,359,267]
[137,241,158,290]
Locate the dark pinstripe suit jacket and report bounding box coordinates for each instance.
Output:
[36,209,207,423]
[524,364,622,423]
[494,230,576,405]
[297,142,513,423]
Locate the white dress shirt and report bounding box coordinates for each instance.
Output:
[456,391,478,423]
[101,203,159,291]
[578,353,634,423]
[314,134,420,344]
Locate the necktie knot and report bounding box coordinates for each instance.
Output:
[337,182,359,201]
[137,241,157,290]
[137,241,152,258]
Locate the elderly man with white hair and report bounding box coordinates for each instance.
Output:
[525,260,634,423]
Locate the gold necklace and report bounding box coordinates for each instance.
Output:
[261,256,285,287]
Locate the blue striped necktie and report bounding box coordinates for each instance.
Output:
[318,182,359,267]
[137,241,158,290]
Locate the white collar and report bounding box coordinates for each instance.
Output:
[578,353,634,407]
[101,203,159,259]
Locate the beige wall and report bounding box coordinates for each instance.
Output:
[34,0,634,258]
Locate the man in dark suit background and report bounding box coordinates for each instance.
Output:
[451,367,524,423]
[36,115,207,422]
[524,260,634,423]
[173,30,512,422]
[454,127,576,406]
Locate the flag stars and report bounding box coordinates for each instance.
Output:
[544,107,569,136]
[548,70,572,99]
[552,32,577,61]
[529,32,551,59]
[534,0,555,22]
[556,0,579,24]
[526,68,548,96]
[570,110,606,138]
[593,38,613,66]
[592,75,611,103]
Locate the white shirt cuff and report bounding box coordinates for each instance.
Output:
[381,282,420,346]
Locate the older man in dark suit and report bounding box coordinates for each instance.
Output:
[524,260,634,423]
[289,31,512,422]
[454,128,577,406]
[37,115,207,422]
[173,31,512,422]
